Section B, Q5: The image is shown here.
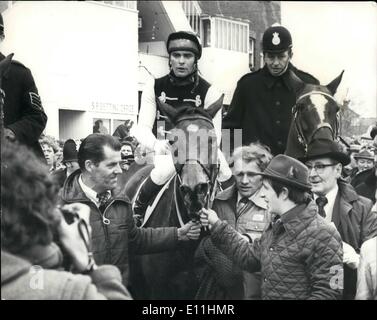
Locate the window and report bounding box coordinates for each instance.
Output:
[249,37,255,70]
[211,17,249,53]
[96,1,137,10]
[181,1,202,36]
[202,19,211,47]
[260,52,264,69]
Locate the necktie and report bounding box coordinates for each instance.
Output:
[316,196,328,218]
[97,191,111,212]
[237,197,249,216]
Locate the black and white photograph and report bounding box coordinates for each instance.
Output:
[1,0,376,309]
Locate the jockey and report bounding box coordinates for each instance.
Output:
[132,31,232,221]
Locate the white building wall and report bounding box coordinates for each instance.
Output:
[199,47,249,105]
[2,1,138,139]
[138,52,169,90]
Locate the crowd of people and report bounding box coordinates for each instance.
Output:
[1,12,376,301]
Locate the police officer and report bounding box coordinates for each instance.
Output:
[132,31,232,220]
[223,25,319,156]
[0,13,47,160]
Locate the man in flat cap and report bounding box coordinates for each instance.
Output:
[301,138,377,299]
[132,31,232,224]
[224,25,319,156]
[0,12,47,161]
[200,154,343,300]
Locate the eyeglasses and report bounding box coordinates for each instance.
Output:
[305,163,337,174]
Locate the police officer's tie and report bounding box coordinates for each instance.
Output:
[316,196,328,218]
[97,191,111,213]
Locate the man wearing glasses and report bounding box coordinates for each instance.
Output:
[301,138,377,300]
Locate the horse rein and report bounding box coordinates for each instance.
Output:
[293,91,340,152]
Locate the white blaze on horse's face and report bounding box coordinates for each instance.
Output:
[309,94,328,124]
[296,89,339,143]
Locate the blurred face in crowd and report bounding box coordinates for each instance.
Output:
[170,50,196,78]
[306,157,342,196]
[54,147,63,168]
[87,145,122,193]
[41,143,55,167]
[356,158,374,172]
[233,159,263,199]
[121,145,133,158]
[264,49,292,77]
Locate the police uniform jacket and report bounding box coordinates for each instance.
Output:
[224,63,319,155]
[0,53,47,160]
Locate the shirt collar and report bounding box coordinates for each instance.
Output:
[78,174,100,206]
[314,183,339,220]
[237,188,267,210]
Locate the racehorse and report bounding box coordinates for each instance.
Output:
[0,53,13,139]
[285,70,345,158]
[124,95,224,299]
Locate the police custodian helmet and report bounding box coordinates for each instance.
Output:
[166,31,202,59]
[262,25,292,53]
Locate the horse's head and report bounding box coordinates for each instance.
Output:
[157,95,223,221]
[286,70,344,157]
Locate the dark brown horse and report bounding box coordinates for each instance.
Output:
[124,95,223,299]
[285,70,344,158]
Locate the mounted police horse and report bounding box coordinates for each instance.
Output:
[124,95,223,299]
[285,70,345,158]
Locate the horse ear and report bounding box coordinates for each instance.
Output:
[205,94,224,119]
[156,98,180,123]
[326,70,344,95]
[288,70,306,95]
[0,53,14,78]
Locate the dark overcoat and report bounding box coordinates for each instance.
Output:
[223,63,319,155]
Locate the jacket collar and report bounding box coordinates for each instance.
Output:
[337,179,359,203]
[262,63,295,91]
[0,51,12,79]
[61,169,130,203]
[215,183,267,210]
[270,201,317,237]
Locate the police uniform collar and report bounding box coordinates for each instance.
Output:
[262,64,293,91]
[0,51,11,79]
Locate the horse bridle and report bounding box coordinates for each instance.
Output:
[171,114,220,215]
[292,91,340,152]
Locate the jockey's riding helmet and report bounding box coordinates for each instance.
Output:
[167,31,202,59]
